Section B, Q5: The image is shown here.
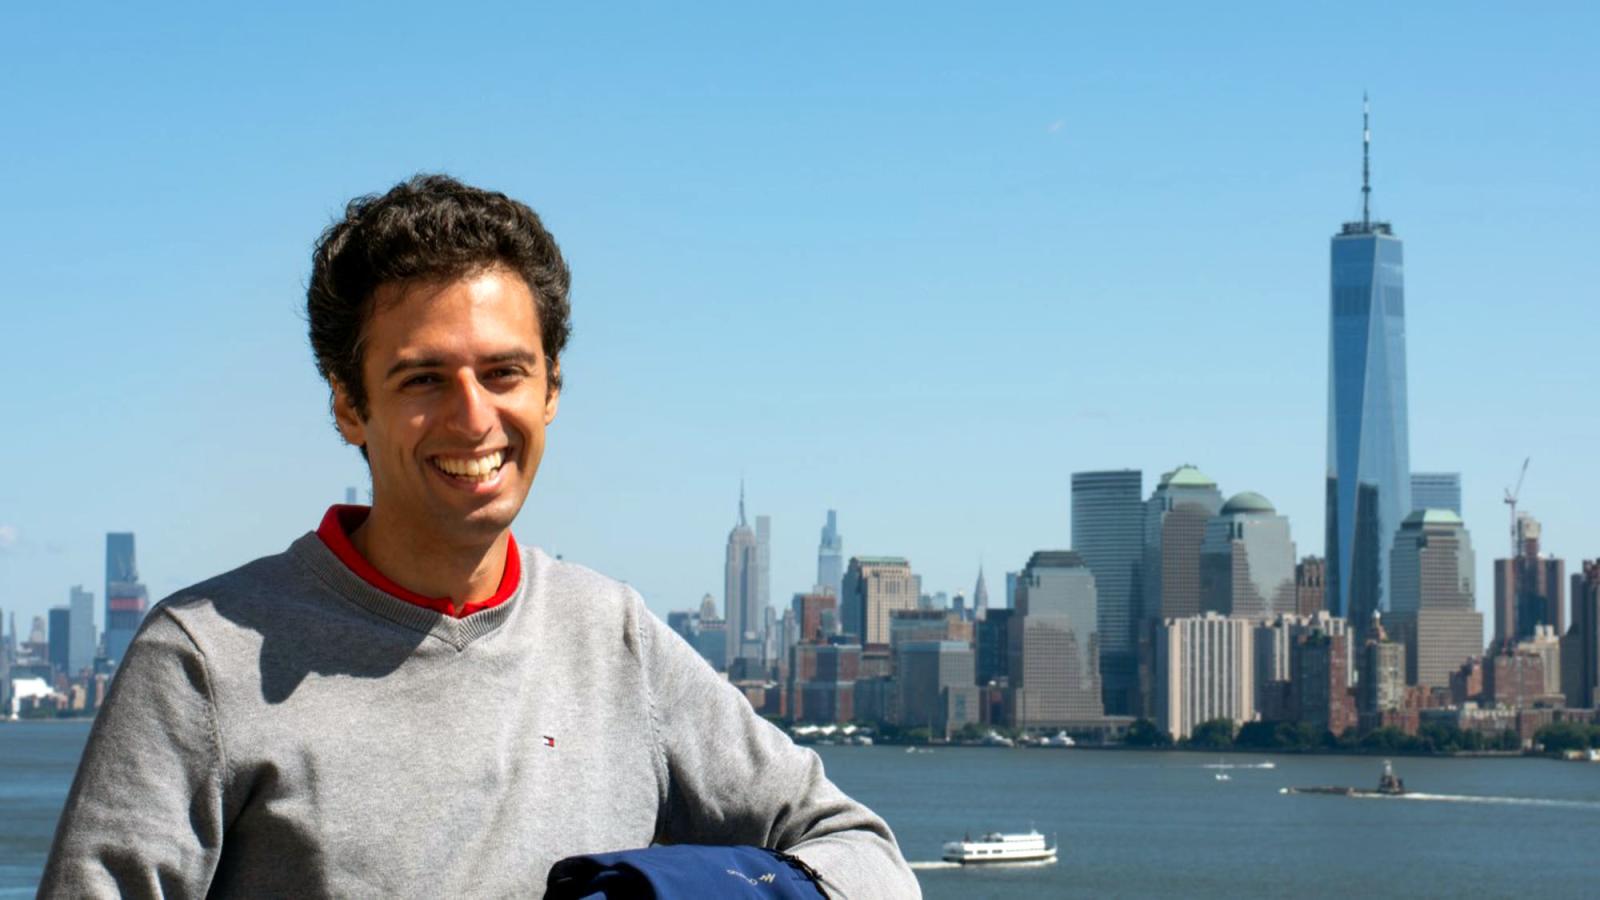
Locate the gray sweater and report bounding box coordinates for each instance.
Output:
[40,534,918,898]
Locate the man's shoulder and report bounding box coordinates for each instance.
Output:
[147,538,322,640]
[519,545,652,630]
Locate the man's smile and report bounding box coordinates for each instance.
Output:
[429,449,510,485]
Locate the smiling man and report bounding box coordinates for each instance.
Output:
[41,175,917,898]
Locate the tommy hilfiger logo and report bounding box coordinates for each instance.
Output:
[542,735,556,748]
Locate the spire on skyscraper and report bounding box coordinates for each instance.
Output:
[1362,92,1372,230]
[738,478,747,527]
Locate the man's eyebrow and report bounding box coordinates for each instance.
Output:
[384,357,445,380]
[482,350,540,367]
[384,351,541,380]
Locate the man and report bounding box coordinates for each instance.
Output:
[41,175,918,898]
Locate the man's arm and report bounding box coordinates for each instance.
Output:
[39,610,227,899]
[634,596,919,899]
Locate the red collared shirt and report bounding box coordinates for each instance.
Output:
[315,505,521,618]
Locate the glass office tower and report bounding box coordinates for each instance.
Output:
[1326,101,1411,632]
[1072,469,1143,715]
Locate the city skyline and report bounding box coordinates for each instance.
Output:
[2,5,1597,640]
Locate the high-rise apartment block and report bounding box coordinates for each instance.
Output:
[1326,101,1412,634]
[1295,556,1326,616]
[1387,510,1483,689]
[1359,621,1407,718]
[896,640,979,738]
[1561,562,1599,709]
[1292,629,1357,736]
[1071,469,1143,716]
[792,592,838,644]
[789,641,861,724]
[1007,551,1103,727]
[840,556,919,647]
[1492,513,1565,649]
[104,532,149,665]
[1156,613,1255,741]
[1200,492,1297,621]
[1410,472,1461,515]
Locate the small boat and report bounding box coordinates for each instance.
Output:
[1375,759,1405,795]
[1214,772,1231,782]
[942,830,1058,865]
[1039,731,1077,748]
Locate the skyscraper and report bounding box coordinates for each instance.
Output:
[1140,465,1224,715]
[1008,550,1104,727]
[817,510,843,598]
[1387,510,1483,689]
[723,484,758,665]
[1491,512,1565,648]
[840,556,918,646]
[1561,562,1599,709]
[755,515,771,642]
[104,532,149,665]
[48,607,71,674]
[1327,98,1412,634]
[1200,492,1298,621]
[1156,613,1255,741]
[69,585,95,674]
[1410,472,1461,515]
[972,565,990,621]
[1071,469,1144,715]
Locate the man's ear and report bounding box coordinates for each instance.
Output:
[544,361,561,425]
[331,381,367,449]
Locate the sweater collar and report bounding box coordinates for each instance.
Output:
[315,504,521,619]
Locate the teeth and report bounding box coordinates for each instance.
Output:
[434,451,505,480]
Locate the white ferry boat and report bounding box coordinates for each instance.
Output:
[941,830,1058,865]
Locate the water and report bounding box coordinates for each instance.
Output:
[3,723,1597,897]
[814,745,1600,898]
[0,720,89,898]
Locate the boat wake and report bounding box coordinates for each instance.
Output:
[1384,792,1600,810]
[1202,762,1277,770]
[908,861,962,871]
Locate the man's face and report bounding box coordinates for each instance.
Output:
[332,267,559,545]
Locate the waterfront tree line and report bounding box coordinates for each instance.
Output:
[1122,718,1525,754]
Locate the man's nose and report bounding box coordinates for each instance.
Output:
[447,370,496,435]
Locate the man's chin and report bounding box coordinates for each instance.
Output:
[429,494,525,542]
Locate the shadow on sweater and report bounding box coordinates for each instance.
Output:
[164,566,433,706]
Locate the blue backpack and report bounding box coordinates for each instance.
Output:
[546,845,828,899]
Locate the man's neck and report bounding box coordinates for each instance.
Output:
[349,510,508,614]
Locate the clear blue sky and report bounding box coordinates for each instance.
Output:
[2,3,1596,641]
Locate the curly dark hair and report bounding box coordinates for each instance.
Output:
[307,173,571,420]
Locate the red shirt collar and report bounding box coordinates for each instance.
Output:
[315,505,521,618]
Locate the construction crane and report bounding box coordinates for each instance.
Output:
[1503,457,1530,558]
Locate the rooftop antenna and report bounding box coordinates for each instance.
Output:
[1362,92,1372,230]
[738,477,747,527]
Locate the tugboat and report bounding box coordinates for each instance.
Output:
[1283,760,1407,798]
[1375,759,1405,795]
[942,830,1058,865]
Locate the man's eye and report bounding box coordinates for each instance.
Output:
[486,367,528,382]
[401,374,441,388]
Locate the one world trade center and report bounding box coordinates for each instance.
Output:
[1326,97,1411,634]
